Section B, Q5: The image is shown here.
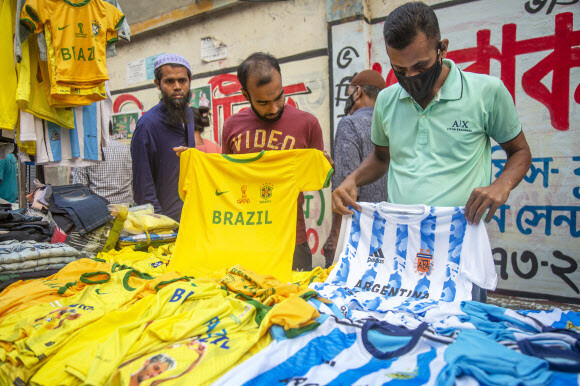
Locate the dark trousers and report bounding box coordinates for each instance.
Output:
[292,242,312,271]
[472,284,488,303]
[51,184,111,235]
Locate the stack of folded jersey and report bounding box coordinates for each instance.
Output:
[0,240,81,291]
[0,207,52,243]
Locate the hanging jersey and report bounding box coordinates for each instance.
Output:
[168,149,333,282]
[215,315,453,386]
[20,0,124,88]
[34,88,111,166]
[15,35,75,128]
[311,202,497,315]
[43,27,107,107]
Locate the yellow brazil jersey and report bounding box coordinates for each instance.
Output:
[16,36,75,128]
[168,149,333,282]
[43,26,107,107]
[20,0,123,89]
[0,267,156,368]
[66,281,262,385]
[0,258,112,321]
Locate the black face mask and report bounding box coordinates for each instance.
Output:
[392,49,442,104]
[343,87,359,116]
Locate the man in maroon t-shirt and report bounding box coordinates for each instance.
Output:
[221,52,325,271]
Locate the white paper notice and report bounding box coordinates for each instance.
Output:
[201,37,227,62]
[126,59,146,84]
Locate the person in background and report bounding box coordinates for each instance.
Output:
[332,2,532,303]
[131,54,196,222]
[0,152,18,203]
[322,70,388,267]
[73,123,133,205]
[192,106,221,153]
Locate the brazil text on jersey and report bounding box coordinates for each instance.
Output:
[351,281,430,300]
[61,47,96,61]
[212,211,272,225]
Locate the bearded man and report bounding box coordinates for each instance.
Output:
[131,54,196,221]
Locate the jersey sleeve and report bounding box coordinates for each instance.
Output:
[177,149,195,201]
[485,80,522,144]
[459,221,498,290]
[370,93,389,147]
[294,150,334,192]
[20,0,45,34]
[105,2,125,35]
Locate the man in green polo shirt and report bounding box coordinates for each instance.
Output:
[332,2,532,302]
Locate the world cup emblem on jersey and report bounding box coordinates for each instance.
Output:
[259,183,273,203]
[415,249,434,275]
[237,185,250,204]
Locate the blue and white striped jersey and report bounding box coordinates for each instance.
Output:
[215,316,453,386]
[311,202,497,315]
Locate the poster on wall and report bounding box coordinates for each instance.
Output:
[111,112,140,144]
[358,0,579,302]
[190,85,212,109]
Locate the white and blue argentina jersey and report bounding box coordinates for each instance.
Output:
[214,315,454,386]
[311,202,497,315]
[517,308,580,332]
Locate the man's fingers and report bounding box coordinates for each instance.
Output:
[465,193,484,223]
[332,194,352,215]
[332,190,354,215]
[472,199,490,224]
[484,202,500,223]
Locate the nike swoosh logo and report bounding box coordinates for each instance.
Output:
[58,25,69,30]
[95,289,107,295]
[215,190,230,196]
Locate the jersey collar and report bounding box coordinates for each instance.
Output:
[63,0,92,7]
[221,150,265,163]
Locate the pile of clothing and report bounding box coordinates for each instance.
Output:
[0,205,51,242]
[0,247,327,385]
[0,240,81,291]
[0,245,577,385]
[117,204,179,249]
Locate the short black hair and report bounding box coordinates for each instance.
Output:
[237,52,281,91]
[154,64,192,83]
[359,85,381,101]
[383,2,440,50]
